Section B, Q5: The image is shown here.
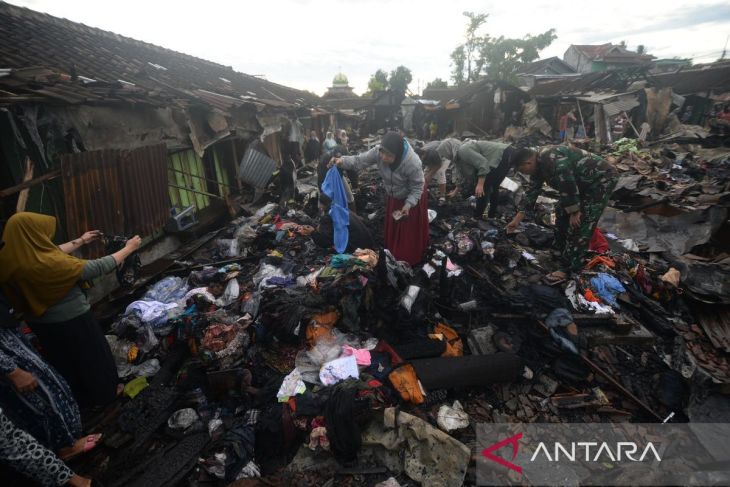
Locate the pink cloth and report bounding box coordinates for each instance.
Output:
[342,345,371,366]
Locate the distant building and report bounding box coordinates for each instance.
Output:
[323,72,356,99]
[564,43,654,73]
[516,56,578,89]
[651,58,692,74]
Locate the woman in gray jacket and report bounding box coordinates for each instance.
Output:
[332,131,428,264]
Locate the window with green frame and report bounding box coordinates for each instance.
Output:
[212,149,231,198]
[168,150,211,211]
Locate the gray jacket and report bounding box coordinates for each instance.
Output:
[341,142,425,207]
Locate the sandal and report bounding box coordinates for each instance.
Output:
[58,434,102,461]
[543,270,568,285]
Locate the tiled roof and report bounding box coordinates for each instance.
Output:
[516,57,576,75]
[571,44,653,63]
[571,44,614,58]
[0,1,319,107]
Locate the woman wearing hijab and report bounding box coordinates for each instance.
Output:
[0,212,141,408]
[323,131,337,152]
[333,131,428,265]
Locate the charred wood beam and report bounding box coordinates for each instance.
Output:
[0,168,60,198]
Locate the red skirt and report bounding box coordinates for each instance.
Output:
[384,188,429,265]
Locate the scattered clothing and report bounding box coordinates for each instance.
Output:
[342,345,371,366]
[590,273,626,307]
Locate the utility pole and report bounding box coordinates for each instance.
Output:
[721,34,729,60]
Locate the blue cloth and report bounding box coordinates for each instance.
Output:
[590,273,626,307]
[321,166,350,253]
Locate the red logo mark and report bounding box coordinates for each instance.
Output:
[481,432,523,474]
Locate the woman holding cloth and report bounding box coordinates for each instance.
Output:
[0,212,140,408]
[332,131,428,265]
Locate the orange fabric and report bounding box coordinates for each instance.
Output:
[584,289,600,303]
[585,255,615,270]
[432,323,463,357]
[388,364,424,404]
[306,323,333,349]
[306,310,339,348]
[0,212,86,318]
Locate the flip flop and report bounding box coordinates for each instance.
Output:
[542,271,568,286]
[59,434,102,461]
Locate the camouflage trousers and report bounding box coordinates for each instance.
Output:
[555,176,617,272]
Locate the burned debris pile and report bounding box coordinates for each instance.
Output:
[59,133,730,487]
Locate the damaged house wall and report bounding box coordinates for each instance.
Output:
[0,1,320,304]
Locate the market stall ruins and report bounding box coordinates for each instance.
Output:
[1,3,730,487]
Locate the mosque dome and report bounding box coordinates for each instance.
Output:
[332,72,349,86]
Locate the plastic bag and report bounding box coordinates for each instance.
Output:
[437,400,469,431]
[138,324,159,353]
[131,358,161,377]
[400,285,421,313]
[307,328,347,367]
[216,239,239,258]
[143,276,189,304]
[234,223,258,244]
[254,203,278,220]
[252,264,289,290]
[294,350,321,384]
[241,291,261,318]
[168,408,199,431]
[218,279,240,307]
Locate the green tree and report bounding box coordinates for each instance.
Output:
[450,45,466,86]
[426,78,448,89]
[388,65,413,93]
[366,69,388,95]
[450,12,556,85]
[450,11,489,85]
[479,29,557,82]
[637,44,645,54]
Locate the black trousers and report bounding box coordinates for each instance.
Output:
[30,311,118,408]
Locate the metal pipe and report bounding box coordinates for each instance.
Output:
[536,319,663,421]
[167,183,223,200]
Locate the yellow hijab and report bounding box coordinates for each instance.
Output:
[0,212,86,318]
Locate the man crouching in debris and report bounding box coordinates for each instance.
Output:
[454,139,515,220]
[331,131,428,265]
[506,146,617,281]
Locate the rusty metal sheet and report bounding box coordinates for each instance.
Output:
[61,144,170,257]
[120,144,169,236]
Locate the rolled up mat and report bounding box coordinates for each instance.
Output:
[393,338,446,360]
[410,353,523,390]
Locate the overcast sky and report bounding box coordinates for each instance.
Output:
[9,0,730,95]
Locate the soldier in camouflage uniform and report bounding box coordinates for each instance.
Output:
[506,145,617,277]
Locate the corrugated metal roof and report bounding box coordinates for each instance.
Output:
[0,2,320,107]
[602,96,640,117]
[238,147,277,188]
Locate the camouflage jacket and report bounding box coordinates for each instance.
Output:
[518,145,616,215]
